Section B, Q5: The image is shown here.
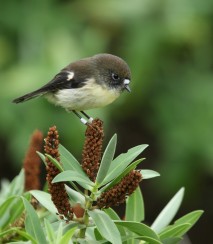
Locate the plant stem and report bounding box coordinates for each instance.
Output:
[78,186,98,238]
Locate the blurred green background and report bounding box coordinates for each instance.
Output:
[0,0,212,243]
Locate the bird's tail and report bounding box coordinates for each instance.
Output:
[12,89,46,103]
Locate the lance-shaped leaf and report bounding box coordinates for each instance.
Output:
[37,152,46,166]
[151,188,185,233]
[115,221,160,240]
[140,169,160,179]
[88,209,122,244]
[59,144,86,177]
[44,218,56,243]
[96,134,117,185]
[30,190,58,214]
[52,170,95,190]
[101,144,148,185]
[126,187,144,222]
[159,223,191,239]
[159,210,204,239]
[22,197,47,244]
[60,226,77,244]
[174,210,203,227]
[100,158,144,192]
[0,192,30,230]
[65,185,85,206]
[45,154,63,172]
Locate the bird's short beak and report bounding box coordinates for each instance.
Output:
[124,79,131,92]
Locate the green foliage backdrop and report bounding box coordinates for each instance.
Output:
[0,0,212,243]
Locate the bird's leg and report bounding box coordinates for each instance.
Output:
[72,111,88,125]
[72,110,93,125]
[72,110,101,134]
[80,111,93,123]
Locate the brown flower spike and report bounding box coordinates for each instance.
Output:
[44,126,73,221]
[97,170,142,209]
[23,130,43,191]
[82,119,104,181]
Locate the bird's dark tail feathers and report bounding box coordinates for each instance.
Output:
[12,89,46,103]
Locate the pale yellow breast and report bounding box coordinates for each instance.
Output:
[46,80,120,111]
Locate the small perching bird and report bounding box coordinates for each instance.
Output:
[13,53,131,124]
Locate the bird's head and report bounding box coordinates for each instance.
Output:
[92,53,131,93]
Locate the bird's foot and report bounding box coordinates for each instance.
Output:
[72,110,94,125]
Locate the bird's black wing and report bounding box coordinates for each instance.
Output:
[12,70,83,103]
[44,70,85,90]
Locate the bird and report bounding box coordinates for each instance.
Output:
[13,53,131,124]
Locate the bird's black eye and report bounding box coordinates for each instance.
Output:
[112,73,120,81]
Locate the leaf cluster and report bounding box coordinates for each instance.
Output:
[0,135,203,243]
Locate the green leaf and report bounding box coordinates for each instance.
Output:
[16,229,38,243]
[65,185,85,206]
[115,221,160,240]
[0,170,25,206]
[174,210,204,226]
[62,222,79,235]
[121,234,153,244]
[161,237,182,244]
[136,236,162,244]
[88,209,122,244]
[56,222,63,243]
[0,180,10,204]
[159,210,204,240]
[59,144,86,177]
[96,134,117,185]
[46,154,64,172]
[10,192,30,223]
[30,190,58,214]
[126,187,144,222]
[151,188,185,233]
[160,223,191,239]
[0,197,15,229]
[44,218,56,243]
[0,195,27,230]
[141,169,160,179]
[9,169,25,196]
[22,197,47,244]
[104,208,121,220]
[60,226,77,244]
[104,208,126,237]
[94,227,104,241]
[100,158,144,192]
[52,170,94,190]
[102,145,148,185]
[0,229,13,239]
[37,151,46,166]
[0,228,37,243]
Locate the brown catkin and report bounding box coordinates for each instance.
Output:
[97,170,142,209]
[82,119,104,181]
[23,130,43,191]
[44,126,73,221]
